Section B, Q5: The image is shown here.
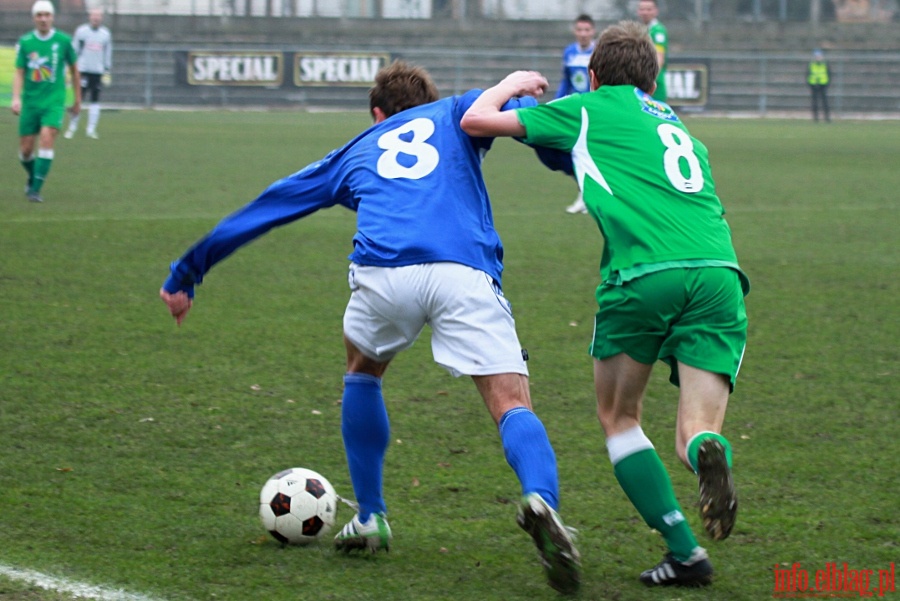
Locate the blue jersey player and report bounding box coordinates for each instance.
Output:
[159,61,580,594]
[556,13,596,99]
[557,14,595,215]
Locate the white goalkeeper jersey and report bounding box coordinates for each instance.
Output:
[73,24,112,74]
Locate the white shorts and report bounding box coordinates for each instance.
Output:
[343,262,528,378]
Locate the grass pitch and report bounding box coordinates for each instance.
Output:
[1,110,898,601]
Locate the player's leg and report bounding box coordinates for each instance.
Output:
[595,354,711,586]
[663,267,746,542]
[334,337,394,552]
[28,103,67,201]
[86,75,102,138]
[428,265,557,505]
[64,83,87,138]
[335,264,427,552]
[675,363,737,541]
[592,272,711,586]
[18,107,40,195]
[473,373,581,594]
[565,188,587,214]
[63,117,77,138]
[342,338,391,521]
[675,363,730,470]
[19,135,36,195]
[474,373,560,508]
[29,125,60,200]
[428,263,579,593]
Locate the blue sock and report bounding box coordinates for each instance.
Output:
[498,407,560,510]
[341,373,390,521]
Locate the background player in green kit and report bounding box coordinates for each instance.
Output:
[11,0,81,202]
[637,0,668,102]
[462,20,748,588]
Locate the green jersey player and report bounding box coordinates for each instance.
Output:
[462,20,747,588]
[11,0,80,202]
[638,0,668,102]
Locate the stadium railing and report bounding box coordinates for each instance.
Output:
[97,45,900,116]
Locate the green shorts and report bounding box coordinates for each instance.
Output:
[590,267,748,388]
[19,103,66,136]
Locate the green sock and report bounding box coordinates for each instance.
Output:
[614,448,699,562]
[20,156,35,188]
[686,431,733,474]
[33,156,53,193]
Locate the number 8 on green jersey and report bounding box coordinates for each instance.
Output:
[517,85,748,293]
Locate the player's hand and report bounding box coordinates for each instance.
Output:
[11,98,21,115]
[160,288,193,326]
[501,71,549,98]
[70,100,81,117]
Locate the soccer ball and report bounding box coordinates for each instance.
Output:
[259,467,338,544]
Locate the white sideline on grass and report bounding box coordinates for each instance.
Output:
[0,564,163,601]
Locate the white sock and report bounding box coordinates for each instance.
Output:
[606,425,655,466]
[67,114,80,133]
[87,103,101,133]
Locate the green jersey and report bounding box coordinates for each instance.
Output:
[648,18,668,101]
[15,29,76,110]
[518,86,747,292]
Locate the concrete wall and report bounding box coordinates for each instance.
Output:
[3,11,898,114]
[66,44,900,115]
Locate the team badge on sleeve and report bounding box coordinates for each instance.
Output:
[635,88,679,122]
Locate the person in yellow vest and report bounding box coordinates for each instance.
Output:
[807,49,831,122]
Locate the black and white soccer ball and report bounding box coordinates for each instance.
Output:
[259,467,338,544]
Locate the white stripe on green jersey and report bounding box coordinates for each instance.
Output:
[14,29,77,108]
[518,85,748,292]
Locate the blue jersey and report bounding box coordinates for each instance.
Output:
[163,91,544,297]
[556,42,595,98]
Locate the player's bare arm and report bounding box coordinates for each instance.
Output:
[11,68,24,115]
[159,288,192,326]
[69,63,82,116]
[460,71,547,138]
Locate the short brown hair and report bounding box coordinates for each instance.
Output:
[575,13,594,26]
[589,21,658,94]
[369,60,439,118]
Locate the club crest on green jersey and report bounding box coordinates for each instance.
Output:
[27,52,53,81]
[635,88,678,122]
